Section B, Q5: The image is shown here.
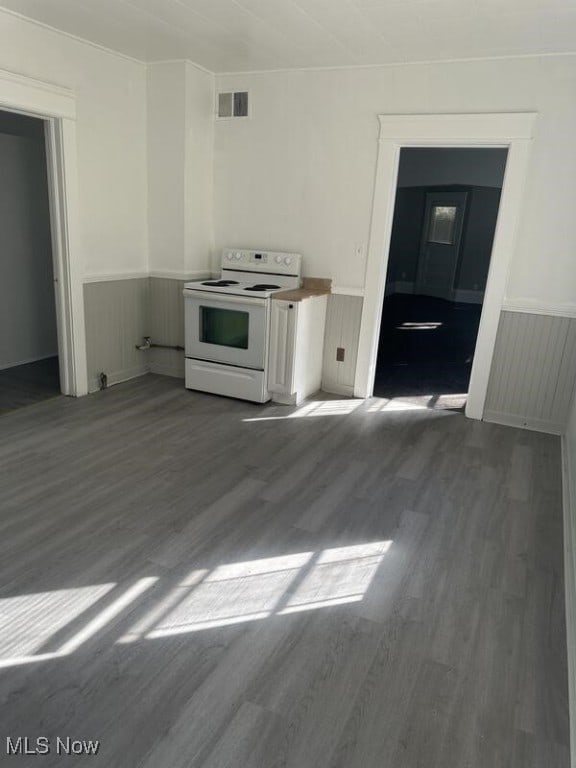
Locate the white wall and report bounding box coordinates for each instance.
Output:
[214,56,576,304]
[148,61,214,277]
[0,129,57,367]
[148,62,186,275]
[0,10,148,279]
[183,62,214,276]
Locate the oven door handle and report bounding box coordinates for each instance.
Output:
[182,289,267,307]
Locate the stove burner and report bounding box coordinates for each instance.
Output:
[244,284,281,292]
[201,280,239,286]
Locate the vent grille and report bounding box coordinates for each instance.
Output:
[217,91,249,119]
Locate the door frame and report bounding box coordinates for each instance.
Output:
[0,68,87,396]
[354,112,536,420]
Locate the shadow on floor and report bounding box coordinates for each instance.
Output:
[0,356,61,415]
[374,294,482,411]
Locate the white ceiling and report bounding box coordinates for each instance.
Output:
[1,0,575,73]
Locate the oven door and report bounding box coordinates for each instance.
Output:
[184,290,268,370]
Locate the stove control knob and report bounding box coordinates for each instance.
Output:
[227,252,233,260]
[275,255,283,264]
[284,256,292,265]
[235,252,242,260]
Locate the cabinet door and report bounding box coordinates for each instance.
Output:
[268,301,297,395]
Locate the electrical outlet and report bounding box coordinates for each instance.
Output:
[336,347,345,362]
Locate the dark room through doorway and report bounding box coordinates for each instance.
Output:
[374,147,508,411]
[0,109,60,415]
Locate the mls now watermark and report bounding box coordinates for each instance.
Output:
[5,736,100,756]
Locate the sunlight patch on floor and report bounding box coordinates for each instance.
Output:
[368,393,467,412]
[243,399,363,422]
[129,542,392,641]
[0,578,157,669]
[0,542,393,666]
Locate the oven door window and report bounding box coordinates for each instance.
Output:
[200,306,249,349]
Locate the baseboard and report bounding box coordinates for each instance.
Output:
[561,435,576,768]
[483,410,563,435]
[149,362,185,379]
[321,380,355,397]
[0,353,58,371]
[88,365,150,393]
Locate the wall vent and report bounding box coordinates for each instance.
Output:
[217,91,249,119]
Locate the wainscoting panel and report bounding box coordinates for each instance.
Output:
[149,277,186,378]
[84,279,150,392]
[322,294,364,397]
[484,311,576,433]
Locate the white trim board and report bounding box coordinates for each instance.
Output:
[83,270,212,283]
[149,270,211,281]
[83,272,150,283]
[331,286,364,297]
[320,380,355,398]
[0,67,87,397]
[561,434,576,768]
[355,111,537,422]
[503,298,576,318]
[0,7,145,67]
[483,410,563,435]
[88,365,149,394]
[0,67,75,119]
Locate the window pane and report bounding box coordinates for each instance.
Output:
[233,91,249,117]
[201,307,249,349]
[428,205,457,244]
[218,92,233,118]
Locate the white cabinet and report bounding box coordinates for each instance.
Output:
[268,294,328,405]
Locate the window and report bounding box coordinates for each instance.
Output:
[427,205,457,245]
[217,91,249,119]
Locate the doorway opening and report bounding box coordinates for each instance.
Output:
[373,147,508,411]
[0,109,60,414]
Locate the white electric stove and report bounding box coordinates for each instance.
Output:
[183,249,302,402]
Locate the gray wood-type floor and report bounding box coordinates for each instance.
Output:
[0,375,569,767]
[0,356,61,415]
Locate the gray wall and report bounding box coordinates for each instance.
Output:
[397,148,508,189]
[149,277,186,379]
[386,187,426,286]
[457,187,502,291]
[0,113,57,369]
[322,294,363,396]
[386,184,501,295]
[484,311,576,434]
[84,276,189,392]
[84,279,150,392]
[81,279,576,439]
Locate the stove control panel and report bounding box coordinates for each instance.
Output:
[221,249,302,276]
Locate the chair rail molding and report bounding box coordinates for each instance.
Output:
[355,111,537,421]
[503,298,576,318]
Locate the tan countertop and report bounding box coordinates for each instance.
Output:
[272,277,331,302]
